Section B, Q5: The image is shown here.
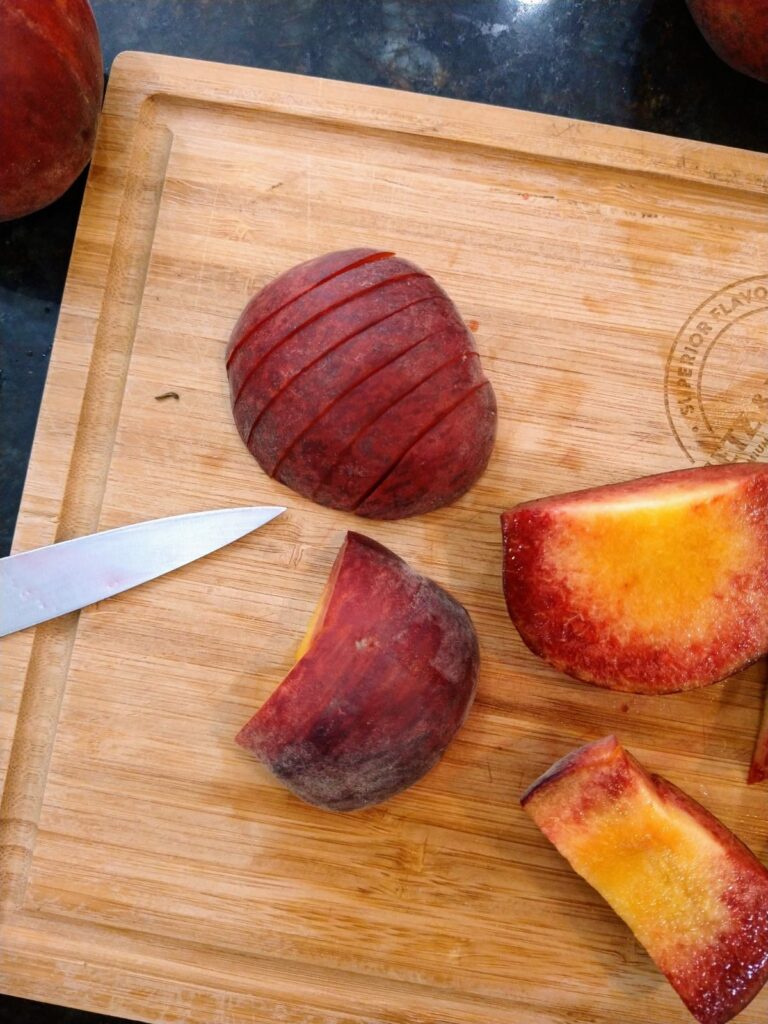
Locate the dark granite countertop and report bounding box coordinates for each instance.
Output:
[1,1,766,1021]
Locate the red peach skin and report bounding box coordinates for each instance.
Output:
[355,382,496,519]
[233,274,437,447]
[225,248,392,364]
[313,350,488,511]
[275,319,468,500]
[1,0,103,221]
[226,249,496,519]
[228,255,426,402]
[748,684,768,784]
[236,533,479,811]
[254,297,463,475]
[501,464,768,694]
[228,256,427,406]
[522,736,768,1024]
[686,0,768,82]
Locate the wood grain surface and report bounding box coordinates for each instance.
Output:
[1,52,767,1024]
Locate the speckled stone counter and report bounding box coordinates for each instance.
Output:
[1,1,766,1021]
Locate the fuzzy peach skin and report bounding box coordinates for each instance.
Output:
[226,248,496,519]
[501,464,768,694]
[236,532,479,811]
[686,0,768,82]
[522,736,768,1024]
[748,687,768,785]
[0,0,103,221]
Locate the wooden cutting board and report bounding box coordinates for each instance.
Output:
[2,52,767,1024]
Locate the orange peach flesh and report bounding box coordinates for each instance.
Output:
[502,465,768,693]
[294,582,330,662]
[532,744,731,956]
[522,736,768,1023]
[547,479,759,647]
[293,543,346,662]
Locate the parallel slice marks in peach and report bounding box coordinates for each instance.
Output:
[522,736,768,1024]
[234,276,436,453]
[353,380,495,516]
[276,335,478,501]
[313,350,486,510]
[227,248,497,518]
[266,302,461,477]
[355,382,496,519]
[502,464,768,693]
[225,247,393,365]
[228,255,423,399]
[243,288,439,454]
[232,269,429,410]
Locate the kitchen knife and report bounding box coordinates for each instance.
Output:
[0,505,285,637]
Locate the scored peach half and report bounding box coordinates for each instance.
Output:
[226,247,497,519]
[501,464,768,694]
[236,532,479,811]
[522,736,768,1024]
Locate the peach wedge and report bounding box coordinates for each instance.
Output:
[236,532,479,811]
[522,736,768,1024]
[501,464,768,694]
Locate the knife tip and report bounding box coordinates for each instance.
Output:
[257,505,287,521]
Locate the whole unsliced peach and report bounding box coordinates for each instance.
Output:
[0,0,103,221]
[687,0,768,82]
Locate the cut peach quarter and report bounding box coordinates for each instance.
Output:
[236,533,478,811]
[522,736,768,1024]
[501,464,768,693]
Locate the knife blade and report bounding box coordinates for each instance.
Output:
[0,505,285,637]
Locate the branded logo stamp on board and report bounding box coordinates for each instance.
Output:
[665,275,768,465]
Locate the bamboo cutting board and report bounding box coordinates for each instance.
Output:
[2,52,767,1024]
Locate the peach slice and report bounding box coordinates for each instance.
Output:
[501,464,768,694]
[236,532,479,811]
[522,736,768,1024]
[748,686,768,785]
